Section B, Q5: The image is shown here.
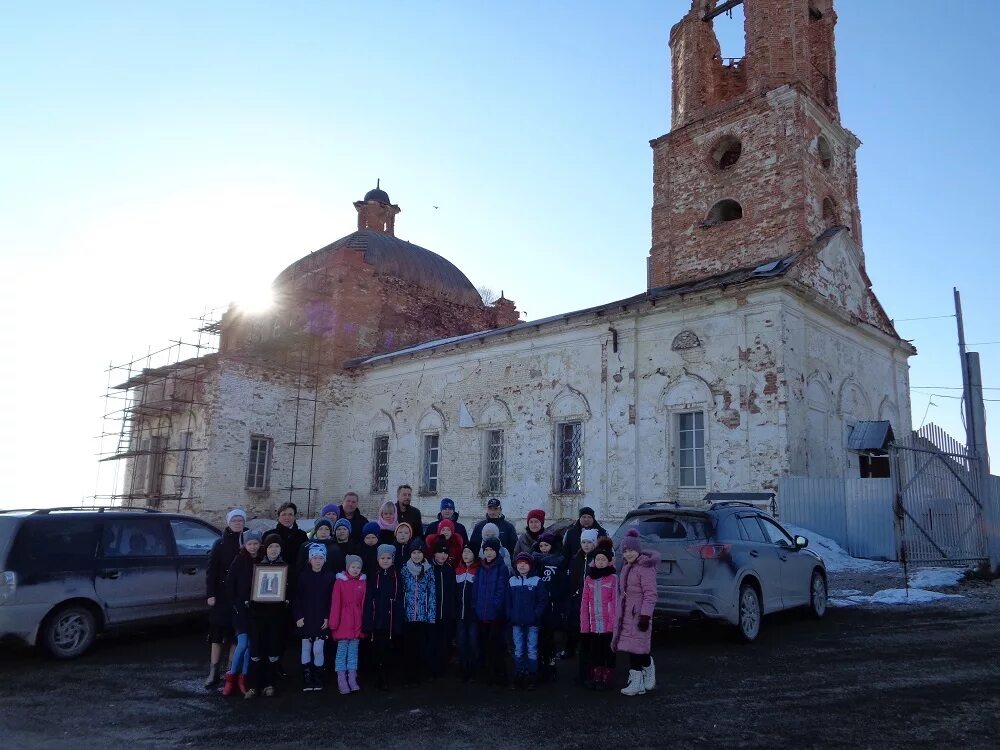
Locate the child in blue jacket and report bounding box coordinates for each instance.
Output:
[400,537,436,685]
[474,538,509,686]
[507,552,549,690]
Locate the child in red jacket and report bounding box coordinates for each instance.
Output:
[329,554,367,694]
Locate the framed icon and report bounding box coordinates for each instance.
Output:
[251,564,288,603]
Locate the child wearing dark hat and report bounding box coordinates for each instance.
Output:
[329,554,367,694]
[244,533,290,699]
[532,531,568,682]
[334,518,360,558]
[361,521,381,575]
[392,522,414,568]
[474,538,508,686]
[613,529,660,697]
[507,552,549,690]
[294,543,335,691]
[581,536,617,691]
[454,545,480,682]
[298,518,345,574]
[364,544,404,690]
[221,528,261,696]
[428,536,457,678]
[401,537,436,684]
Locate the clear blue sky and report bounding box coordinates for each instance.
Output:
[1,1,996,508]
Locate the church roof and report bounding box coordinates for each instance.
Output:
[346,253,798,368]
[274,229,482,306]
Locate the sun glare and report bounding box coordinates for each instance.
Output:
[233,286,276,314]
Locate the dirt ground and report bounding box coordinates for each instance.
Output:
[2,596,999,750]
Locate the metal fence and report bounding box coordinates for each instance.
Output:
[778,477,896,560]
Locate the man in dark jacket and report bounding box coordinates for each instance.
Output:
[428,537,457,678]
[424,497,469,541]
[395,484,423,539]
[469,498,518,554]
[204,508,245,688]
[561,506,608,562]
[337,492,369,544]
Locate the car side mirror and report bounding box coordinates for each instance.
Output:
[794,535,808,549]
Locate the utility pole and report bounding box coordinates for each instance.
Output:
[956,288,999,572]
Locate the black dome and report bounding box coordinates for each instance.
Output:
[363,187,391,204]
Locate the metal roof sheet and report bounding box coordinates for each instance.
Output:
[847,421,894,451]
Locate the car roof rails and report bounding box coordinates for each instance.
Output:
[636,500,681,510]
[707,501,760,510]
[30,506,162,514]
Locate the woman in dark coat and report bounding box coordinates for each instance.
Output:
[561,506,608,562]
[204,509,245,688]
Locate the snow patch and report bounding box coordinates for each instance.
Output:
[829,588,962,607]
[907,567,966,590]
[785,525,900,574]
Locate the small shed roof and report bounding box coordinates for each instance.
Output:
[847,421,894,452]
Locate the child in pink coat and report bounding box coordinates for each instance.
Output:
[329,554,367,693]
[613,529,661,696]
[579,537,617,690]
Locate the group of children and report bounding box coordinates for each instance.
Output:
[207,501,660,700]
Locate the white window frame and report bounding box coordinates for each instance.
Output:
[555,421,584,494]
[676,411,706,488]
[482,428,505,495]
[421,432,440,495]
[246,435,273,491]
[372,434,390,493]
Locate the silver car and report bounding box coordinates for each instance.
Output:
[612,498,827,641]
[0,507,221,658]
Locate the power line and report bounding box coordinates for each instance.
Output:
[912,385,1000,391]
[894,314,955,322]
[911,391,1000,403]
[967,341,1000,346]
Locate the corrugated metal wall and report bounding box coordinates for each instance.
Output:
[779,477,896,560]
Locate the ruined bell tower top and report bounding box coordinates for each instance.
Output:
[354,180,401,236]
[671,0,838,130]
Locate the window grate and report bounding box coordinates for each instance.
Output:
[372,435,389,493]
[484,429,504,494]
[557,422,583,493]
[246,436,272,490]
[421,433,440,494]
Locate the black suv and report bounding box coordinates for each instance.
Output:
[0,507,221,658]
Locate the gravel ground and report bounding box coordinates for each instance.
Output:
[2,596,1000,749]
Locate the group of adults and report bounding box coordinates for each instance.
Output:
[203,485,608,688]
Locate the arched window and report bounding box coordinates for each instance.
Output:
[702,199,743,228]
[822,196,839,228]
[710,136,742,170]
[817,135,833,169]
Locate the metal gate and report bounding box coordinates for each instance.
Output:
[891,426,988,565]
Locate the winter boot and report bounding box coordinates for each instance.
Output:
[312,668,323,691]
[204,663,221,689]
[237,673,248,696]
[642,657,656,692]
[621,669,646,696]
[602,667,616,689]
[262,685,276,697]
[301,665,312,692]
[337,671,350,694]
[221,672,237,696]
[584,667,598,690]
[348,670,360,692]
[527,673,537,691]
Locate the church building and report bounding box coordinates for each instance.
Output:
[116,0,914,527]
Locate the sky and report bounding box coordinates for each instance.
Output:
[1,1,997,510]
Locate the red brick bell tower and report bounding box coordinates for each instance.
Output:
[648,0,862,288]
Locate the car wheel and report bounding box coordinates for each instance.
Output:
[42,604,97,659]
[736,582,761,643]
[808,570,828,619]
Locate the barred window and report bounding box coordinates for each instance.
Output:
[483,429,504,494]
[246,436,273,490]
[421,433,440,494]
[556,421,583,493]
[372,435,389,493]
[677,411,706,487]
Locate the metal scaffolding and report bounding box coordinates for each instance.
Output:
[93,309,222,512]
